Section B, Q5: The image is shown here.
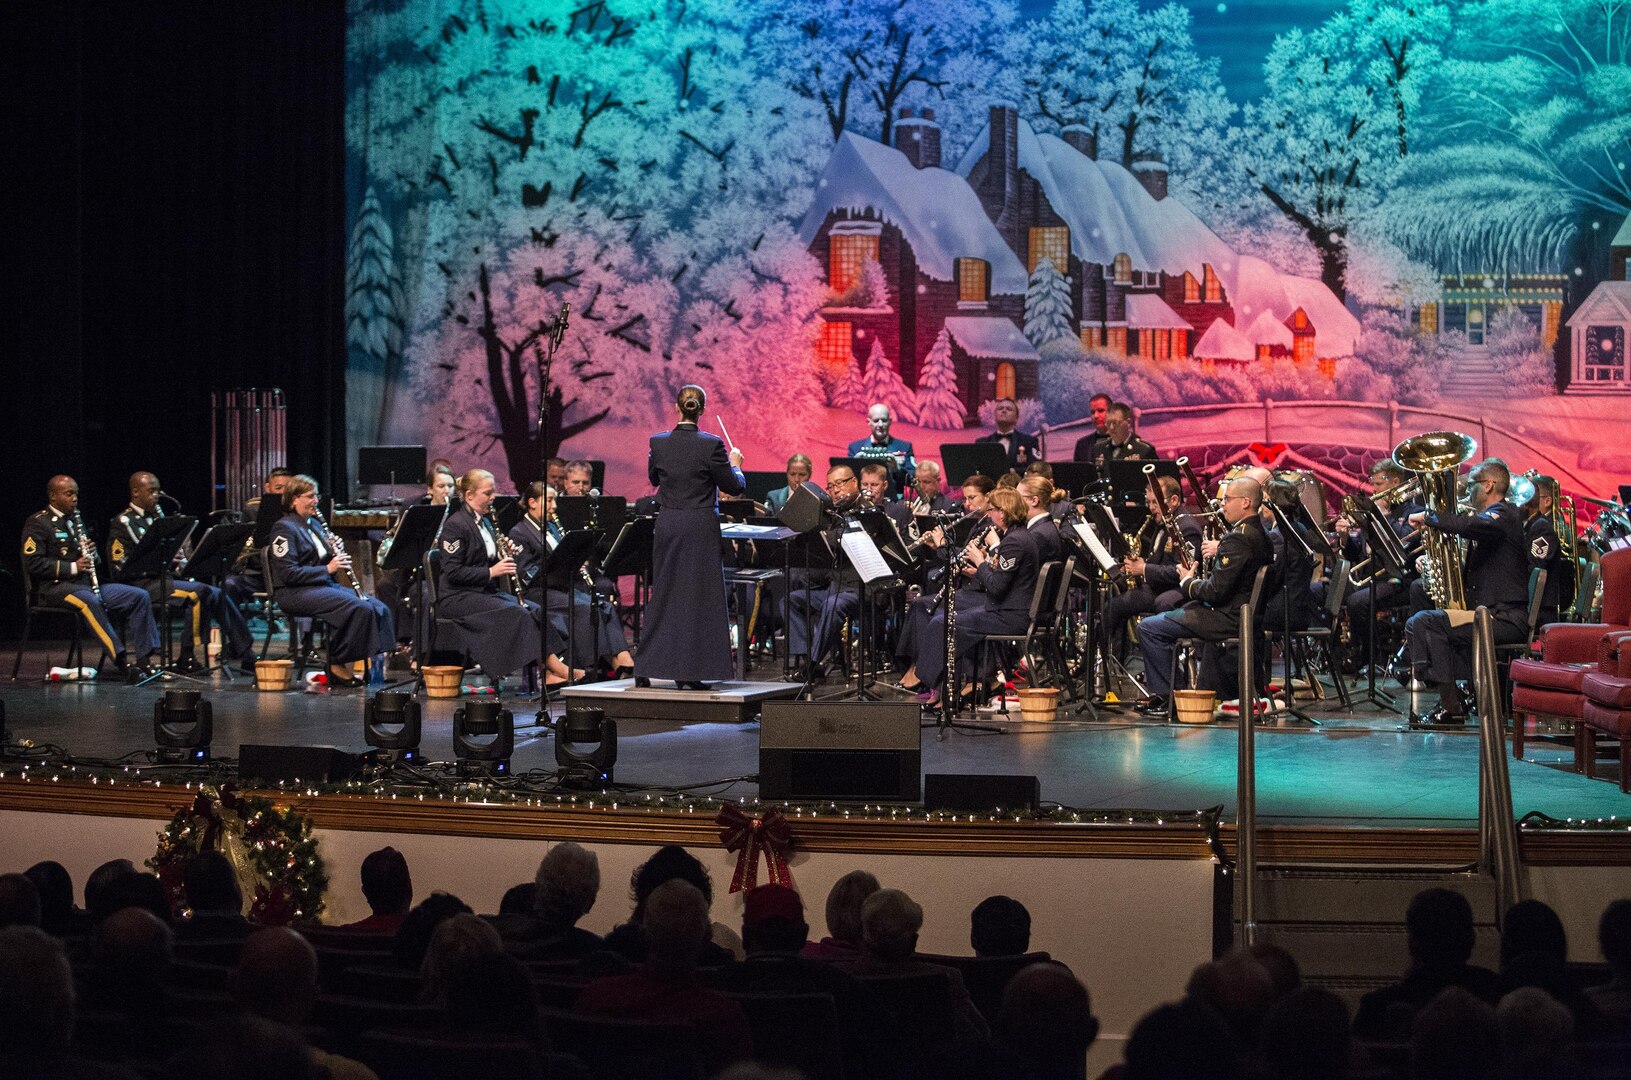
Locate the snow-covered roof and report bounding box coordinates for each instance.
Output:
[1125,294,1193,330]
[1614,215,1631,248]
[943,316,1040,360]
[1279,276,1361,357]
[1566,281,1631,326]
[799,132,1030,294]
[1243,310,1294,348]
[1193,318,1255,361]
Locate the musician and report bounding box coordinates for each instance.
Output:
[268,475,395,688]
[1520,475,1571,623]
[1135,477,1273,716]
[909,461,954,514]
[1332,461,1422,666]
[1016,476,1062,564]
[1403,458,1530,724]
[787,465,867,679]
[1103,475,1203,660]
[1070,393,1113,462]
[23,475,160,679]
[226,466,292,602]
[243,467,293,520]
[859,463,913,529]
[956,475,996,514]
[1088,402,1156,472]
[416,466,457,506]
[562,461,595,498]
[977,398,1042,470]
[1024,462,1076,522]
[545,458,569,494]
[635,384,746,690]
[847,403,916,490]
[765,455,813,514]
[905,488,1041,705]
[1256,474,1317,634]
[110,471,255,674]
[510,482,634,676]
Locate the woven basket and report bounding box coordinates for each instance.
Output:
[1173,689,1217,724]
[253,659,295,692]
[423,666,464,699]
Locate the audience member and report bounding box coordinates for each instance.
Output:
[1260,986,1350,1080]
[391,891,472,971]
[419,911,504,1005]
[1247,941,1303,1001]
[0,871,42,928]
[497,882,535,915]
[84,906,174,1021]
[1496,986,1575,1080]
[177,850,251,939]
[165,1015,323,1080]
[341,845,413,933]
[232,927,379,1080]
[494,841,603,961]
[83,858,136,923]
[102,870,173,924]
[577,879,754,1075]
[1498,899,1603,1033]
[1408,987,1499,1080]
[1355,887,1502,1039]
[1584,898,1631,1020]
[1122,997,1241,1080]
[994,961,1098,1080]
[1186,949,1278,1047]
[603,844,736,964]
[840,887,990,1042]
[444,951,548,1044]
[0,925,100,1077]
[801,869,879,961]
[970,894,1031,957]
[25,860,86,937]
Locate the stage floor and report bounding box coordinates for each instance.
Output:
[3,643,1624,827]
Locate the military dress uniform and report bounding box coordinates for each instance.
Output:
[509,513,626,667]
[635,422,746,684]
[1090,435,1157,474]
[1138,515,1274,701]
[1524,513,1569,624]
[1071,430,1108,463]
[846,435,916,492]
[22,508,159,667]
[1024,512,1062,564]
[911,522,1041,691]
[976,429,1042,471]
[434,508,555,680]
[109,504,254,666]
[268,514,395,665]
[1336,496,1423,662]
[1102,513,1205,660]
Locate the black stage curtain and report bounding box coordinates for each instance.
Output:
[6,1,347,637]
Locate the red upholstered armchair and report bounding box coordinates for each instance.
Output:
[1580,629,1631,793]
[1529,548,1631,662]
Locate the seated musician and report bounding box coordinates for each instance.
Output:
[1103,475,1203,660]
[545,458,569,494]
[436,470,581,688]
[1331,460,1421,668]
[847,403,916,491]
[1134,477,1273,717]
[956,475,995,514]
[509,482,634,676]
[268,474,395,688]
[1024,461,1076,522]
[1403,458,1530,724]
[787,465,863,680]
[415,465,457,506]
[859,462,913,528]
[1089,402,1156,473]
[110,470,255,675]
[902,488,1041,705]
[976,397,1041,471]
[562,461,595,498]
[765,455,813,514]
[1519,474,1571,625]
[908,460,954,514]
[1016,476,1062,564]
[225,466,292,603]
[23,474,161,680]
[1256,473,1316,634]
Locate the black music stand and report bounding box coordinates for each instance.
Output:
[376,506,446,692]
[721,521,797,678]
[543,530,602,673]
[820,510,912,701]
[181,524,253,585]
[358,445,427,506]
[1348,495,1410,714]
[1062,513,1125,717]
[1107,459,1175,535]
[1048,461,1100,501]
[601,515,654,644]
[940,443,1009,487]
[252,495,285,550]
[555,495,626,534]
[116,515,199,684]
[1263,504,1322,726]
[782,520,841,697]
[742,470,784,504]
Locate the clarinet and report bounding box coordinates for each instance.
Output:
[489,510,525,600]
[548,505,597,589]
[311,508,364,598]
[71,510,102,600]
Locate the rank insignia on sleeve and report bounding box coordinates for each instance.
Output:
[1220,555,1233,566]
[23,537,36,556]
[271,536,290,558]
[998,555,1017,571]
[443,539,461,555]
[110,539,125,563]
[1530,537,1549,559]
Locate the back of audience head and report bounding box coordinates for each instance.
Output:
[499,882,535,916]
[0,925,75,1059]
[970,894,1030,957]
[0,872,41,929]
[1496,986,1573,1077]
[861,888,922,962]
[103,870,173,924]
[392,890,472,969]
[1246,942,1302,1001]
[95,906,173,986]
[232,926,319,1025]
[643,878,711,973]
[629,844,712,921]
[1410,987,1499,1080]
[1186,949,1277,1046]
[23,861,75,934]
[742,884,808,955]
[1500,900,1567,971]
[1124,997,1241,1080]
[361,845,413,916]
[185,849,243,914]
[420,911,503,1004]
[536,840,599,927]
[995,962,1098,1071]
[824,869,880,948]
[1598,898,1631,978]
[444,951,541,1035]
[1407,887,1477,969]
[167,1014,320,1080]
[85,858,136,922]
[1260,986,1349,1080]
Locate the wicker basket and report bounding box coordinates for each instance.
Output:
[253,659,295,692]
[423,666,464,699]
[1173,689,1217,724]
[1016,687,1061,721]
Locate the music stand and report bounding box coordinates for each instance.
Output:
[940,443,1010,486]
[556,495,626,534]
[543,530,603,671]
[1348,494,1409,714]
[1048,461,1100,501]
[493,494,522,534]
[180,524,253,584]
[1107,459,1175,535]
[379,507,446,573]
[252,495,285,550]
[358,445,427,506]
[117,515,199,683]
[1263,505,1322,726]
[742,470,784,504]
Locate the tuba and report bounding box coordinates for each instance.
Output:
[1392,431,1477,610]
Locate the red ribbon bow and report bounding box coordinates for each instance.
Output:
[716,803,794,893]
[1247,442,1289,467]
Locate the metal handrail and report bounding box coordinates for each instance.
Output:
[1237,601,1258,946]
[1472,606,1523,924]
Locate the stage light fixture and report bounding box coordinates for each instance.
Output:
[555,707,616,789]
[453,698,513,777]
[363,691,422,765]
[153,689,213,764]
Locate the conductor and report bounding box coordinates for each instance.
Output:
[634,385,746,690]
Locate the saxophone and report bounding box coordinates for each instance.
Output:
[310,507,365,598]
[70,510,102,600]
[489,510,524,600]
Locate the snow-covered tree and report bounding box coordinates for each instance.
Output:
[914,327,964,429]
[1024,258,1074,348]
[835,257,889,309]
[1483,306,1558,395]
[857,338,918,424]
[345,184,405,463]
[829,345,867,410]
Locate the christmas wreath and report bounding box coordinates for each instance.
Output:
[149,784,328,925]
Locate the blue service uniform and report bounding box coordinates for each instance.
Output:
[110,504,254,662]
[1102,513,1205,659]
[913,524,1041,690]
[509,514,626,666]
[1524,513,1569,623]
[268,514,395,664]
[434,508,556,680]
[22,508,158,663]
[1405,499,1530,684]
[635,422,745,683]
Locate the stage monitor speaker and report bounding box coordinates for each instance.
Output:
[238,744,359,785]
[777,481,829,536]
[760,700,920,802]
[923,773,1040,813]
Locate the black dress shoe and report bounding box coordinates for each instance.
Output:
[615,665,635,680]
[1134,695,1170,716]
[125,663,161,684]
[171,655,205,675]
[326,670,363,689]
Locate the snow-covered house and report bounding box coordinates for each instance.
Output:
[1566,216,1631,391]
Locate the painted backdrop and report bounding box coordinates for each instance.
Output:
[345,0,1631,503]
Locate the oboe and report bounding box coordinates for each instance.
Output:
[489,510,525,600]
[70,510,101,600]
[310,508,364,598]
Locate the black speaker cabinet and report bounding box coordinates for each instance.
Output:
[760,700,921,801]
[238,744,359,785]
[923,773,1041,813]
[776,481,830,535]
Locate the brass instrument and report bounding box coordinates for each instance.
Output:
[1122,516,1152,588]
[1509,469,1538,510]
[310,507,365,598]
[1392,430,1478,610]
[70,510,101,600]
[489,509,524,600]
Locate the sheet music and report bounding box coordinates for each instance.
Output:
[1073,522,1117,572]
[839,523,893,584]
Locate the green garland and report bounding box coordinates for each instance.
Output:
[148,784,328,925]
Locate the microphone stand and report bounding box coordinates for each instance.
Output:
[532,303,571,730]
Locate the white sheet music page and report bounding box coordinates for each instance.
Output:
[1073,522,1117,572]
[839,523,893,584]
